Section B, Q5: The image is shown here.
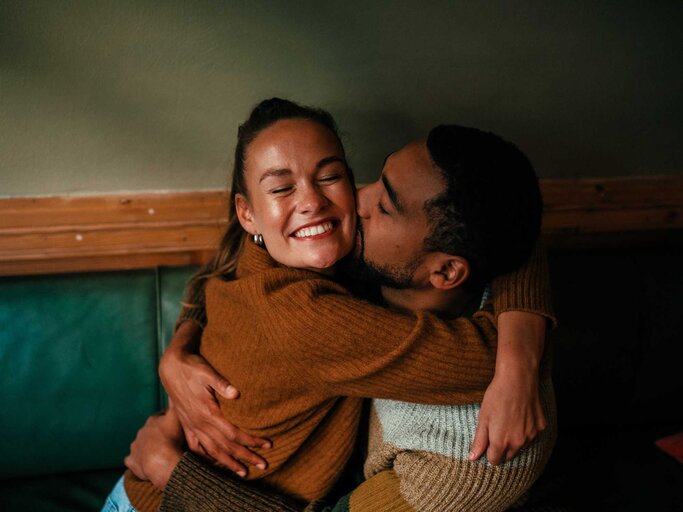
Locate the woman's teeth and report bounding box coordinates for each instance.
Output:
[293,221,334,238]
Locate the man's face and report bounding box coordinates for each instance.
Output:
[352,140,446,288]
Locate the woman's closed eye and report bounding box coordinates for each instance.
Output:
[270,184,294,195]
[318,174,341,185]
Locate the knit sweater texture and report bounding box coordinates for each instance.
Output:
[354,378,556,512]
[161,452,303,512]
[125,240,508,511]
[353,242,557,512]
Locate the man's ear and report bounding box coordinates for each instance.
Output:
[234,194,257,235]
[429,255,470,290]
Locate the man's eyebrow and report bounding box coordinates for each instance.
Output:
[381,173,403,213]
[259,168,292,183]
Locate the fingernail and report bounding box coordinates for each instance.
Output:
[263,441,272,449]
[226,385,237,396]
[257,463,266,470]
[467,451,475,460]
[237,470,246,478]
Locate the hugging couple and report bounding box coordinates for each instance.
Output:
[104,98,557,512]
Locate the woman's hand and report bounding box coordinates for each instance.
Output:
[159,321,272,476]
[467,367,546,465]
[124,409,184,490]
[468,311,547,465]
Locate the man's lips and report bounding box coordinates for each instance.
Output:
[290,219,338,240]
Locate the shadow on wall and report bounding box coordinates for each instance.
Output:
[335,108,421,179]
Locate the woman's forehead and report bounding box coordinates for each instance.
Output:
[245,120,344,172]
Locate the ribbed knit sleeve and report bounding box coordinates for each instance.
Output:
[491,240,556,328]
[208,265,498,406]
[123,469,162,512]
[185,243,505,504]
[174,268,209,331]
[161,452,302,512]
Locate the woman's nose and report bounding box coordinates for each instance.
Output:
[297,185,328,214]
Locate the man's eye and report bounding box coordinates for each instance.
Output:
[377,202,389,215]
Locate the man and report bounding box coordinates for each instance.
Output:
[126,125,555,511]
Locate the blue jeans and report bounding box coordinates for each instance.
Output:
[101,476,137,512]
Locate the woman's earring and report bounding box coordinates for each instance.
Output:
[252,233,264,246]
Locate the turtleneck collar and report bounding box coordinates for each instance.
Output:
[235,240,280,279]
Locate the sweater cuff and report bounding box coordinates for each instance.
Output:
[174,278,208,331]
[161,452,302,512]
[123,469,162,512]
[174,304,207,332]
[491,241,557,329]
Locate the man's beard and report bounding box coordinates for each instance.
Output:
[340,222,420,289]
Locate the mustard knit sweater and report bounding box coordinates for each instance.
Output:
[161,246,556,512]
[124,240,528,511]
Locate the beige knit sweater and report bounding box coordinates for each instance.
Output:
[353,243,557,512]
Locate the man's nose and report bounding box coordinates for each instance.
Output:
[297,185,329,214]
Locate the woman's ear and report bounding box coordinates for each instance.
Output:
[429,255,470,290]
[234,194,257,235]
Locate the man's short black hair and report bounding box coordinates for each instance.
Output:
[424,125,542,289]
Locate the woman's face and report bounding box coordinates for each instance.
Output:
[235,118,356,272]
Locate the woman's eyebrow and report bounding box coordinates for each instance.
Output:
[259,168,292,183]
[316,156,346,169]
[259,157,345,183]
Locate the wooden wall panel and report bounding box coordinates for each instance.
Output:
[1,177,682,276]
[0,191,228,276]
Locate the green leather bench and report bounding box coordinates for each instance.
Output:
[0,266,197,511]
[2,244,682,511]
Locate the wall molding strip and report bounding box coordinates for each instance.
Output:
[1,177,682,276]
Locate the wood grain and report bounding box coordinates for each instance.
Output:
[1,177,682,276]
[0,191,228,276]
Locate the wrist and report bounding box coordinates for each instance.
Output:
[158,348,180,386]
[171,321,202,353]
[160,324,199,379]
[494,357,540,381]
[150,448,183,490]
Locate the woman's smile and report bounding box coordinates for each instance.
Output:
[235,118,357,271]
[291,219,338,239]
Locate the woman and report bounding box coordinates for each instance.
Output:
[105,98,553,512]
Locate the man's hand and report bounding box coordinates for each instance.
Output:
[159,321,271,477]
[124,409,184,490]
[468,311,547,465]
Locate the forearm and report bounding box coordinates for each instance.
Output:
[159,321,203,388]
[491,238,553,378]
[166,321,202,356]
[175,265,211,331]
[495,311,546,377]
[468,310,548,464]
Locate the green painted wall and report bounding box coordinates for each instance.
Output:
[1,0,681,196]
